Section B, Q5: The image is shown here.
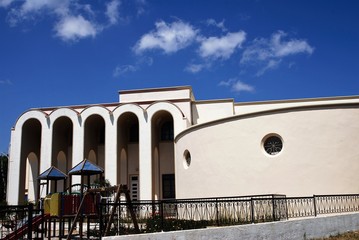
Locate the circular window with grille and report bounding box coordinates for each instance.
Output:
[263,135,283,156]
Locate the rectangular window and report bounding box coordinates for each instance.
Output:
[130,175,139,201]
[162,174,175,199]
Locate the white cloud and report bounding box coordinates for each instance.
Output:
[219,78,254,93]
[240,31,314,76]
[0,0,15,8]
[106,0,120,25]
[133,20,198,54]
[231,80,254,93]
[0,79,12,85]
[185,63,205,73]
[256,59,281,76]
[137,56,153,66]
[271,31,314,57]
[2,0,131,42]
[20,0,65,13]
[6,0,70,26]
[135,0,147,16]
[198,31,246,60]
[54,15,98,42]
[241,31,314,64]
[113,64,137,77]
[113,57,153,77]
[206,18,227,32]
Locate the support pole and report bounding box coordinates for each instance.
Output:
[66,192,89,240]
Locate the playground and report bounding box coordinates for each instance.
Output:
[0,159,139,239]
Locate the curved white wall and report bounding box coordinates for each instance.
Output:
[175,105,359,198]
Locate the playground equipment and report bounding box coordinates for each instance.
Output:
[2,160,139,239]
[0,204,49,240]
[38,166,67,198]
[66,184,138,239]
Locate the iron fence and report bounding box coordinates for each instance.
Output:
[0,204,45,240]
[98,194,359,237]
[2,194,359,239]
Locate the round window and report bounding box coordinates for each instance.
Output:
[263,135,283,156]
[183,150,191,169]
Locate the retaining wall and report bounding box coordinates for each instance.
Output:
[103,212,359,240]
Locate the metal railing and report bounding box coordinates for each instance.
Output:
[2,194,359,239]
[0,204,45,240]
[98,194,359,237]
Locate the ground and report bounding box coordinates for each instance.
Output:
[315,232,359,240]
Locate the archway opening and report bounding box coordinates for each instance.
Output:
[20,118,42,204]
[84,114,105,183]
[52,116,73,190]
[117,113,139,200]
[151,111,175,200]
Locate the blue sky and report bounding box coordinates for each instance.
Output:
[0,0,358,153]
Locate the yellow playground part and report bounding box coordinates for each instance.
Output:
[43,193,61,217]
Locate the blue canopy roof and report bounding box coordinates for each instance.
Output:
[38,166,67,180]
[68,159,104,176]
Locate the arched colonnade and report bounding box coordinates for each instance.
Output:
[8,102,187,204]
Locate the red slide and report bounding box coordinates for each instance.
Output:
[1,214,50,240]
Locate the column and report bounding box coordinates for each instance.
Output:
[139,119,152,200]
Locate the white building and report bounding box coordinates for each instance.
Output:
[7,86,359,204]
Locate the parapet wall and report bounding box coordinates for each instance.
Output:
[104,212,359,240]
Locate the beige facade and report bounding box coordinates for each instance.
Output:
[7,86,359,204]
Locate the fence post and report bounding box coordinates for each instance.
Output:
[251,198,254,223]
[99,202,103,239]
[215,198,219,226]
[313,195,317,217]
[272,195,276,221]
[28,203,33,240]
[160,201,164,231]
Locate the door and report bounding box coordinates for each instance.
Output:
[162,174,175,199]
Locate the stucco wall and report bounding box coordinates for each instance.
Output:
[192,100,234,125]
[175,105,359,198]
[103,212,359,240]
[234,96,359,116]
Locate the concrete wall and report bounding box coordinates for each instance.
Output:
[175,105,359,198]
[103,212,359,240]
[192,100,234,125]
[234,95,359,116]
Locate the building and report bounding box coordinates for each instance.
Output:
[7,86,359,204]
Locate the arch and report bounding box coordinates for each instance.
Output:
[20,118,42,203]
[80,105,112,123]
[146,101,187,137]
[113,104,145,188]
[51,116,73,180]
[151,110,175,199]
[49,107,80,128]
[117,111,140,197]
[146,102,186,200]
[8,111,47,204]
[84,114,105,165]
[13,110,48,131]
[81,106,112,177]
[112,104,146,126]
